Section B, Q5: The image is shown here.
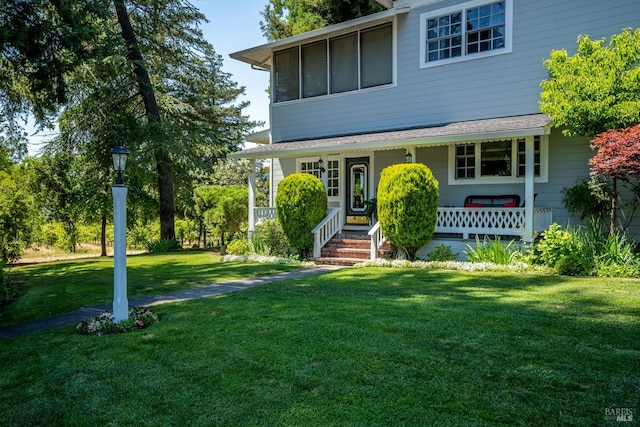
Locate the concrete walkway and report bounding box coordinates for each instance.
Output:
[0,265,345,339]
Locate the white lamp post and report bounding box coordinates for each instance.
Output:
[111,145,129,322]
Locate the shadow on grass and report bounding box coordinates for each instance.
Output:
[1,267,638,426]
[2,252,298,325]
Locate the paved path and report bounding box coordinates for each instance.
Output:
[0,265,345,339]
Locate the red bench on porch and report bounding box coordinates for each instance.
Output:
[464,194,520,208]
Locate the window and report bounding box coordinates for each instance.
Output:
[420,0,511,67]
[326,159,340,197]
[274,23,393,102]
[481,140,511,177]
[449,136,548,185]
[298,158,341,198]
[361,24,393,88]
[299,159,322,179]
[274,47,299,103]
[330,33,358,94]
[302,40,328,98]
[517,136,540,177]
[456,144,475,178]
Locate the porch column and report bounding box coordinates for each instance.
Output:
[407,147,416,163]
[523,136,535,242]
[248,159,256,232]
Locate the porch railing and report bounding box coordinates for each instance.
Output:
[436,207,553,239]
[254,207,277,225]
[368,221,386,260]
[311,208,342,258]
[251,206,553,259]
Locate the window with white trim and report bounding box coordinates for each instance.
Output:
[448,136,547,185]
[326,159,340,197]
[420,0,511,68]
[298,159,323,179]
[297,157,341,198]
[274,23,393,103]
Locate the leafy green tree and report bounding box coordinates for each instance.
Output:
[260,0,385,40]
[2,1,256,244]
[540,28,640,137]
[377,164,439,261]
[541,28,640,232]
[194,185,248,250]
[0,0,112,127]
[275,173,327,258]
[0,165,37,262]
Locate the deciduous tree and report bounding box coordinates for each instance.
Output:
[540,28,640,137]
[590,125,640,234]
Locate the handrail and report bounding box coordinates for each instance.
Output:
[311,208,342,258]
[367,221,386,260]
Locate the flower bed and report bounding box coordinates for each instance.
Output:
[77,307,159,336]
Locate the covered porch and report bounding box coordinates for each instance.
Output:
[231,114,554,261]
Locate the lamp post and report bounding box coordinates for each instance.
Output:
[111,145,129,322]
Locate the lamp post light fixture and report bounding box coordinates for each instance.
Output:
[318,157,326,174]
[111,145,129,322]
[405,150,413,163]
[111,145,129,185]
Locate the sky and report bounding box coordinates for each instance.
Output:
[194,0,271,130]
[28,0,272,154]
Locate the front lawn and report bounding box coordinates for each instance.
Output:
[1,267,638,426]
[2,251,298,325]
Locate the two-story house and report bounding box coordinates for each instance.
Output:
[230,0,640,262]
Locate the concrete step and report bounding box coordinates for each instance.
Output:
[311,257,366,266]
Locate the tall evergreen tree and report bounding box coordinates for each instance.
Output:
[260,0,385,40]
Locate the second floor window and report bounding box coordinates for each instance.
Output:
[274,23,392,103]
[421,0,511,67]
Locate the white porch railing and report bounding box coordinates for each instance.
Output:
[254,207,277,225]
[311,208,342,258]
[252,206,553,259]
[368,221,386,260]
[436,207,553,239]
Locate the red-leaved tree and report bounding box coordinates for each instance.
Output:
[589,124,640,234]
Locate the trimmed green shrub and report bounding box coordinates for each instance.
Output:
[555,254,590,276]
[226,238,252,255]
[377,163,439,260]
[276,173,327,259]
[427,244,458,261]
[253,219,290,256]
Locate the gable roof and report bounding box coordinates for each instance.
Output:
[230,7,403,70]
[231,114,552,159]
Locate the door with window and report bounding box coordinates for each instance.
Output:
[345,157,369,225]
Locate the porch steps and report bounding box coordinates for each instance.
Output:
[311,233,391,266]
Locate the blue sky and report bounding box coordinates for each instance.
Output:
[28,0,271,154]
[195,0,271,130]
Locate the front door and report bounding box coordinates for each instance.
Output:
[345,157,369,225]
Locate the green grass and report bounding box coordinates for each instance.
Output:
[2,251,298,325]
[1,266,639,426]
